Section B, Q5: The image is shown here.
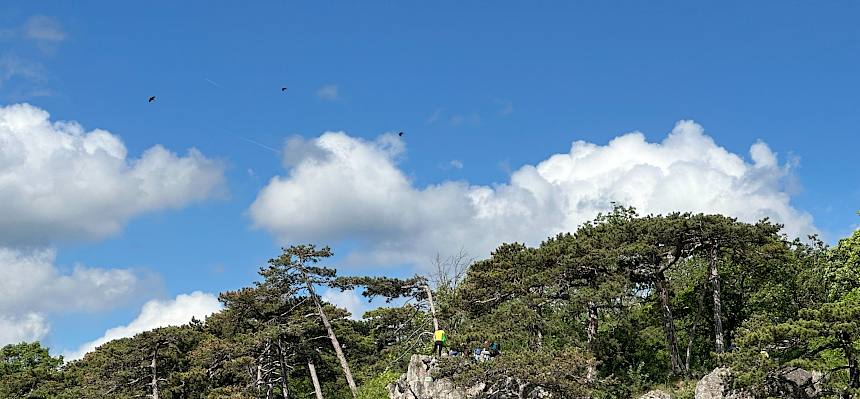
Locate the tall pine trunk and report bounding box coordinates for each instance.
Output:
[656,272,684,375]
[256,364,263,390]
[422,284,440,332]
[303,272,358,398]
[308,361,324,399]
[586,301,598,383]
[685,323,696,373]
[277,339,290,399]
[150,346,160,399]
[709,245,725,354]
[256,341,270,393]
[842,331,860,389]
[687,288,705,372]
[536,330,543,350]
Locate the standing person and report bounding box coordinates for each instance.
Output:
[480,340,491,362]
[489,341,501,358]
[433,328,446,357]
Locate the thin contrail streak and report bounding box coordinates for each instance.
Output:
[203,77,224,88]
[223,129,279,154]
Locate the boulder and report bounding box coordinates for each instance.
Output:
[766,366,824,399]
[695,366,824,399]
[695,368,753,399]
[696,367,730,399]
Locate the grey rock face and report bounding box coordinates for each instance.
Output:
[695,367,730,399]
[388,355,469,399]
[695,368,753,399]
[696,366,823,399]
[387,355,552,399]
[766,366,823,399]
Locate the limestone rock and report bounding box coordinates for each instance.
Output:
[696,367,730,399]
[386,355,551,399]
[694,366,824,399]
[766,366,824,399]
[388,355,469,399]
[695,368,752,399]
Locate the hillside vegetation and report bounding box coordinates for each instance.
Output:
[4,207,860,398]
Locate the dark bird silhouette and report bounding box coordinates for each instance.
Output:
[281,87,287,91]
[148,96,156,103]
[398,131,404,137]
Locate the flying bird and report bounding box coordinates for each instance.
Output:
[148,96,156,103]
[281,87,288,91]
[398,131,404,137]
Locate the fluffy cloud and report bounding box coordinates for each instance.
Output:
[322,289,372,320]
[250,121,816,269]
[0,313,49,345]
[0,103,224,348]
[64,291,222,360]
[0,248,151,346]
[0,103,225,245]
[0,248,144,314]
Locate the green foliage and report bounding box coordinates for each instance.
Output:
[356,370,399,399]
[437,347,597,397]
[826,230,860,301]
[0,342,64,399]
[727,290,860,397]
[7,213,860,398]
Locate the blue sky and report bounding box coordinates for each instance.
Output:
[1,2,858,357]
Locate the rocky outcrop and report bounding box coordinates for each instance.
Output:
[388,358,825,399]
[695,367,728,399]
[387,355,552,399]
[695,366,823,399]
[638,389,671,399]
[388,355,473,399]
[766,366,823,399]
[695,368,752,399]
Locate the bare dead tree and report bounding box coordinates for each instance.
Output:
[300,269,358,398]
[430,248,473,291]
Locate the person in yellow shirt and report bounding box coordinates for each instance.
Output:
[433,329,446,357]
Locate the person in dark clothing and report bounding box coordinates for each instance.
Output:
[473,347,482,362]
[489,341,501,357]
[433,341,443,357]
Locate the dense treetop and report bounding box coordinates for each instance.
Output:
[5,210,860,398]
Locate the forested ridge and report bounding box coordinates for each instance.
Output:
[5,208,860,398]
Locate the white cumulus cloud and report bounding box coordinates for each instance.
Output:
[250,120,816,269]
[0,248,145,315]
[0,247,151,346]
[322,289,379,320]
[0,313,49,345]
[64,291,222,361]
[0,103,225,245]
